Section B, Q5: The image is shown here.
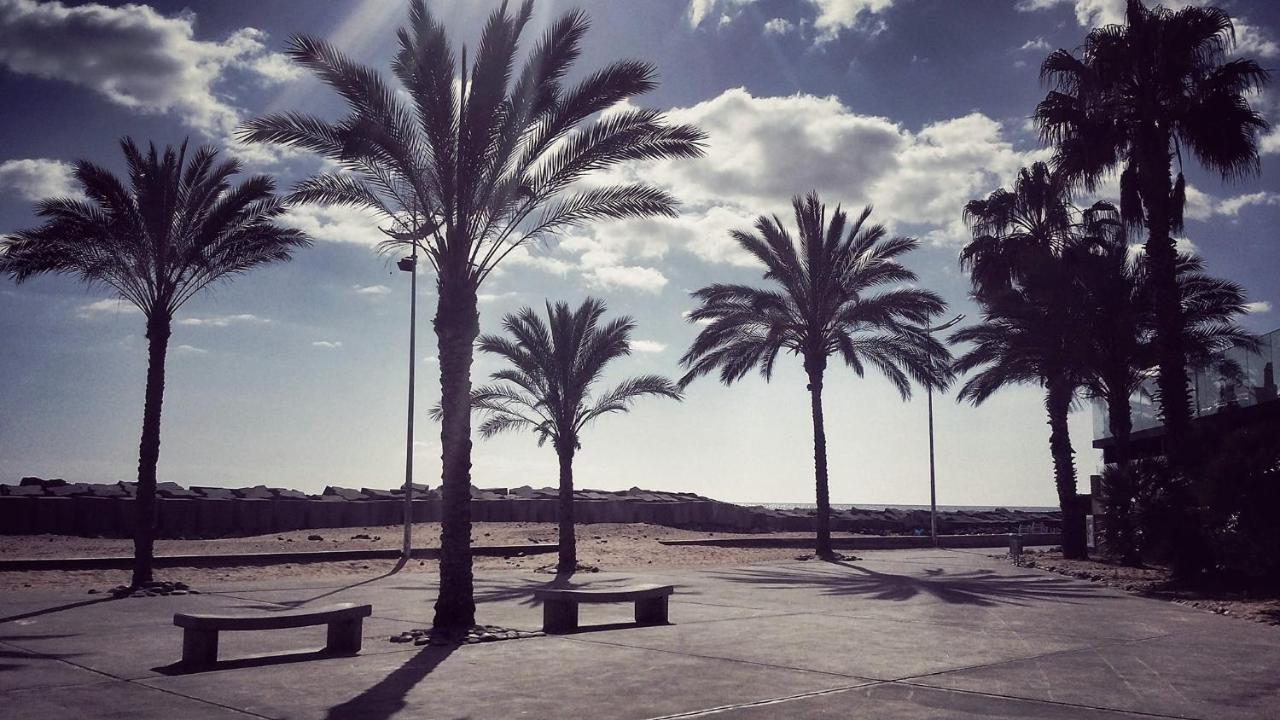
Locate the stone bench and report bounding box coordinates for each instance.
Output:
[534,584,674,633]
[173,602,372,669]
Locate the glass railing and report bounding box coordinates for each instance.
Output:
[1093,328,1279,441]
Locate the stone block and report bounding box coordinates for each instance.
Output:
[306,500,346,529]
[411,498,441,523]
[72,496,118,536]
[32,496,76,534]
[0,496,35,534]
[234,498,274,536]
[157,498,199,538]
[195,498,236,538]
[273,499,309,531]
[342,501,379,528]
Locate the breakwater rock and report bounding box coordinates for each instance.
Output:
[0,477,1059,538]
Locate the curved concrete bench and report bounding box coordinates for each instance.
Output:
[173,602,372,668]
[533,584,673,633]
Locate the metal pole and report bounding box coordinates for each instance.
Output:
[928,383,937,547]
[923,313,964,549]
[394,251,417,571]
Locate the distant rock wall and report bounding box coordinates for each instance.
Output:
[0,477,1060,538]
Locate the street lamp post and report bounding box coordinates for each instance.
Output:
[394,251,418,569]
[925,313,965,547]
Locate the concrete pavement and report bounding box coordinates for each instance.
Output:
[1,548,1277,719]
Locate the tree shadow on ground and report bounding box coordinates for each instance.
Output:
[0,596,119,625]
[715,560,1104,607]
[323,644,457,720]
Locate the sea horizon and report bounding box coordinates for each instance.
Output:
[743,502,1059,513]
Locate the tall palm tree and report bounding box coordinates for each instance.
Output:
[452,298,681,573]
[1035,0,1270,460]
[0,139,309,586]
[956,162,1098,559]
[1078,230,1256,562]
[950,286,1092,559]
[240,0,704,632]
[680,193,951,559]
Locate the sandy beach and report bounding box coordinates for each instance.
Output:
[0,522,816,591]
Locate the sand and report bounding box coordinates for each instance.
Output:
[0,522,810,591]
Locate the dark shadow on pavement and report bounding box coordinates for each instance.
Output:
[323,644,457,720]
[0,596,118,625]
[714,560,1103,607]
[271,568,404,608]
[152,646,368,676]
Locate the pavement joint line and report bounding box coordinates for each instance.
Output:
[129,677,278,719]
[639,681,879,719]
[887,679,1206,720]
[888,631,1173,684]
[818,607,1162,643]
[561,633,874,681]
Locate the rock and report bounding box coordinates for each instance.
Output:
[351,533,372,540]
[308,534,323,541]
[170,590,188,596]
[391,633,414,643]
[87,588,98,594]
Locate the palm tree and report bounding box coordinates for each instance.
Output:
[452,298,681,573]
[1035,0,1270,460]
[956,163,1098,559]
[239,1,705,632]
[950,287,1092,559]
[1078,230,1256,562]
[0,139,309,586]
[680,193,951,559]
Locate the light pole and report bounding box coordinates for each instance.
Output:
[925,313,965,547]
[394,250,418,570]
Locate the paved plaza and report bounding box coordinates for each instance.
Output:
[2,548,1278,719]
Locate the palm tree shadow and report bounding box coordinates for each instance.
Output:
[716,559,1103,608]
[470,571,642,607]
[0,596,119,625]
[324,644,456,720]
[269,568,403,609]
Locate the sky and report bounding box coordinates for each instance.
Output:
[1,0,1278,506]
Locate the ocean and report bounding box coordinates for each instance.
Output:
[747,503,1058,512]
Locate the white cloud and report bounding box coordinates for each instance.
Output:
[583,265,669,293]
[312,340,343,348]
[1019,37,1051,51]
[1183,188,1280,220]
[423,355,438,364]
[0,158,79,201]
[174,344,207,355]
[0,0,298,161]
[280,205,386,246]
[762,18,796,35]
[1015,0,1207,28]
[1262,129,1280,156]
[1234,20,1279,59]
[354,284,392,296]
[478,291,519,304]
[519,88,1044,290]
[76,298,141,318]
[178,313,270,327]
[688,0,896,42]
[630,339,668,353]
[1245,301,1272,314]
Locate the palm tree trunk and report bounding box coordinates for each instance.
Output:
[1046,378,1087,560]
[557,442,576,573]
[1139,135,1193,465]
[1105,384,1140,565]
[807,367,833,559]
[431,276,479,633]
[132,315,171,588]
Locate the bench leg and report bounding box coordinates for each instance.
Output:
[543,599,578,634]
[326,618,364,655]
[182,629,218,669]
[635,596,668,626]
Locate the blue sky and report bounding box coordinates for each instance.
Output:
[1,0,1278,505]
